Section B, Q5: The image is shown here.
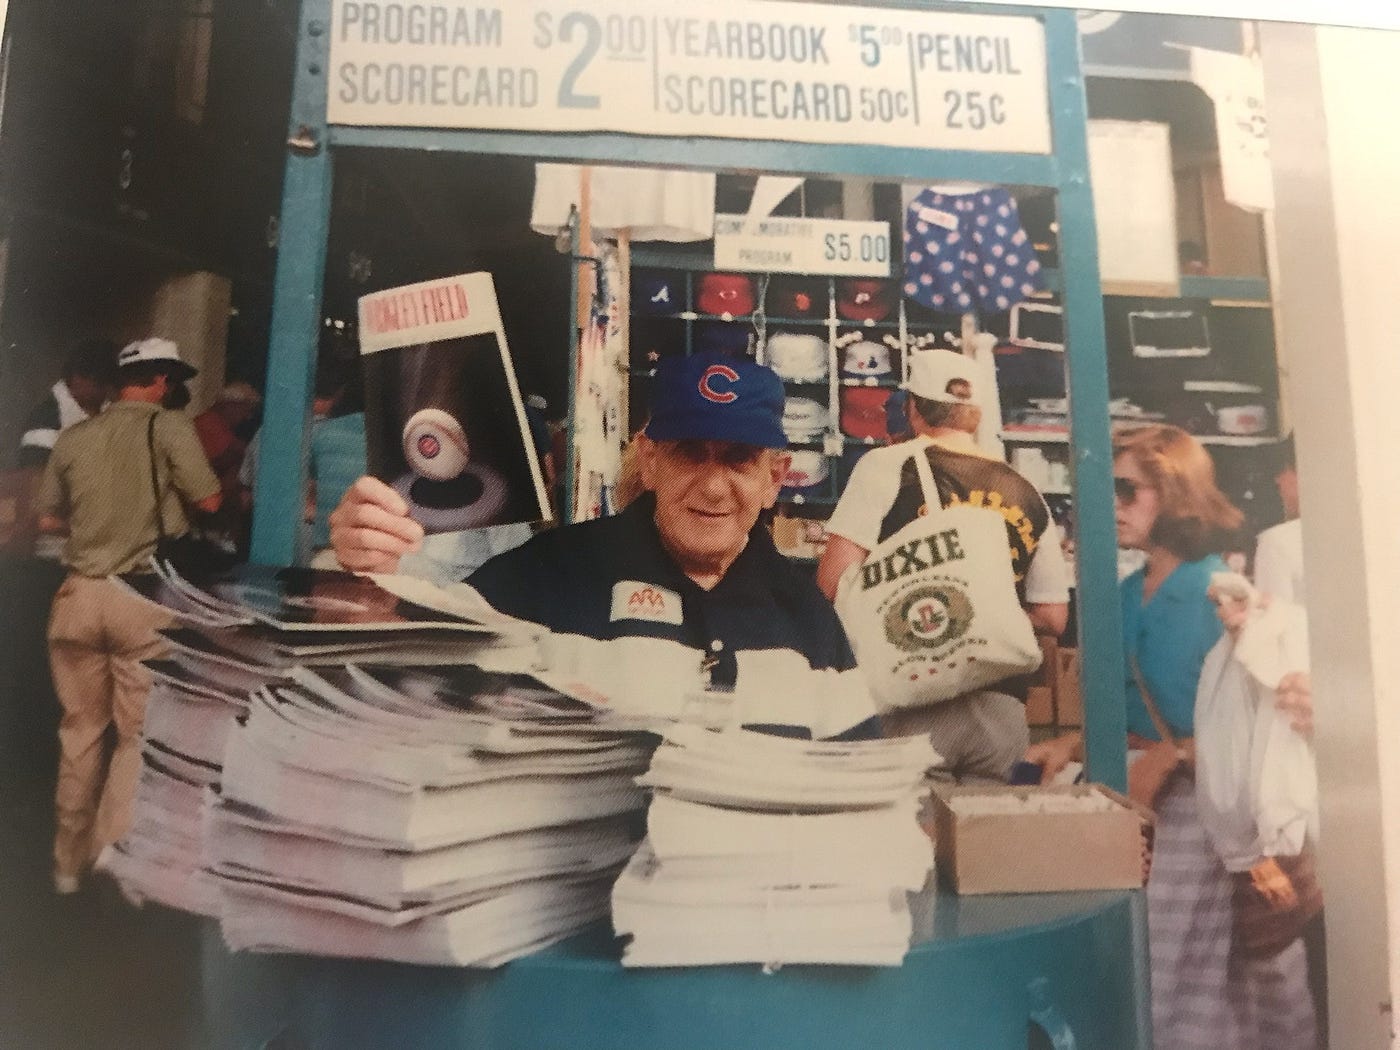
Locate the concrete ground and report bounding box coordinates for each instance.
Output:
[0,555,203,1050]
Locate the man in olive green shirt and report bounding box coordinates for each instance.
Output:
[37,337,220,893]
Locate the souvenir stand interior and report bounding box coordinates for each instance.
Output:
[236,3,1158,1048]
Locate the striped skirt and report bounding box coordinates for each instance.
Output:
[1147,776,1316,1050]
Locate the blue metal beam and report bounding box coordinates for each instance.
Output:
[249,0,334,566]
[1043,9,1128,790]
[328,126,1060,187]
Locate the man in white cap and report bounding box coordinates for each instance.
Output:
[817,348,1070,783]
[35,337,221,893]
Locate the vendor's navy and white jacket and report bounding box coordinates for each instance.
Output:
[467,494,878,740]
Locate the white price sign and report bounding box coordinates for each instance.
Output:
[328,1,1051,153]
[713,215,891,276]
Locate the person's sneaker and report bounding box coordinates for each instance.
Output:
[53,872,81,895]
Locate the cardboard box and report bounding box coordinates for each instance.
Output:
[932,784,1150,895]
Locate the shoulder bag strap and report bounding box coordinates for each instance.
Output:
[147,412,168,544]
[1129,654,1178,747]
[910,442,941,515]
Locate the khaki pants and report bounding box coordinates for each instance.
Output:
[47,574,172,878]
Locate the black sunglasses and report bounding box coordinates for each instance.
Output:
[1113,476,1145,504]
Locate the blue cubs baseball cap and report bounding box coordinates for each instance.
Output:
[644,351,787,449]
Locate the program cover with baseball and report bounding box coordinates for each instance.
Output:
[358,272,551,534]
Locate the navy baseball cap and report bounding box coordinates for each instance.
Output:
[644,351,786,448]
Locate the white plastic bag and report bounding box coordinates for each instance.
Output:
[1195,597,1317,873]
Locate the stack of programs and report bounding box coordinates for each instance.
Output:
[212,664,653,966]
[106,562,656,967]
[613,725,938,967]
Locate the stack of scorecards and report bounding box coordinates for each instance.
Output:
[612,725,938,968]
[106,561,656,966]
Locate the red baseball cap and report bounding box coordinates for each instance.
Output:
[767,277,824,319]
[836,279,892,322]
[840,387,893,442]
[697,273,755,317]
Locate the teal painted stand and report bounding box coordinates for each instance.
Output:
[236,3,1147,1047]
[202,886,1150,1050]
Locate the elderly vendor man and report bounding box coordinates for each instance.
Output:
[331,352,877,739]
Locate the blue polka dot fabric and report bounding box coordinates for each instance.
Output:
[902,188,1045,314]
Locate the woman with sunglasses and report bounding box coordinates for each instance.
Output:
[1026,424,1252,1050]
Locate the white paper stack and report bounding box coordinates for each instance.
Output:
[106,563,656,966]
[208,664,651,965]
[613,726,938,968]
[99,644,258,915]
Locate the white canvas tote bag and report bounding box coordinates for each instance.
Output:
[834,449,1041,710]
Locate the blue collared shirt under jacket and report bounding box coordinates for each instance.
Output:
[1120,554,1226,741]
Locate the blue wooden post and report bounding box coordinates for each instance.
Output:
[249,0,335,567]
[1042,10,1128,791]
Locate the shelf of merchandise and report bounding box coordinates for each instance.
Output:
[1028,268,1272,304]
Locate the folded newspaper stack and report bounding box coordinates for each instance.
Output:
[613,725,938,967]
[105,562,656,966]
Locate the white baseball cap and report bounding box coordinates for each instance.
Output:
[118,337,197,380]
[782,396,829,440]
[905,348,978,404]
[766,333,828,383]
[782,450,830,489]
[841,340,892,378]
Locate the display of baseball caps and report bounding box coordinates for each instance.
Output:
[765,332,828,383]
[781,450,830,491]
[766,277,824,319]
[782,396,830,442]
[905,348,980,405]
[836,279,893,323]
[840,339,892,379]
[644,351,786,449]
[697,273,755,317]
[840,387,894,442]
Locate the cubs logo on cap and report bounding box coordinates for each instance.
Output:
[697,273,755,317]
[644,351,786,448]
[698,364,740,404]
[836,279,893,323]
